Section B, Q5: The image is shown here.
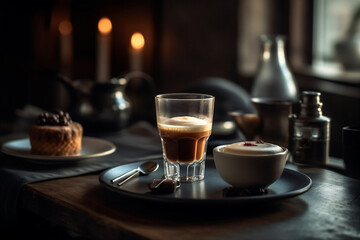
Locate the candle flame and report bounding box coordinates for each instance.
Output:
[131,32,145,50]
[59,20,72,35]
[98,17,112,34]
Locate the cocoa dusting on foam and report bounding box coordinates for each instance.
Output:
[243,140,264,146]
[243,142,257,146]
[223,141,283,155]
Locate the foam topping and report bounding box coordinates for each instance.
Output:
[158,116,211,131]
[223,141,283,155]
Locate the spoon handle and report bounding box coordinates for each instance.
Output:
[117,170,140,186]
[111,169,137,183]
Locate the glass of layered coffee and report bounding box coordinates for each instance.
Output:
[155,93,215,182]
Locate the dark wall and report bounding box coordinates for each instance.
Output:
[155,0,239,92]
[0,1,40,120]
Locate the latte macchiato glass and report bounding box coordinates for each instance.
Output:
[155,93,215,182]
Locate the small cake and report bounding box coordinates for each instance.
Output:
[223,140,283,155]
[29,111,83,156]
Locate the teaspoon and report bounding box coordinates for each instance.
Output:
[111,161,159,186]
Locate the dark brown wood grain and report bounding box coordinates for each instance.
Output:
[18,163,360,240]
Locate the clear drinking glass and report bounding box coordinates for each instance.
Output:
[155,93,215,182]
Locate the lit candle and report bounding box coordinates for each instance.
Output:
[59,20,73,75]
[130,32,145,72]
[96,17,112,83]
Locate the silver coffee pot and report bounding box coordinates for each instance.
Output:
[57,71,153,130]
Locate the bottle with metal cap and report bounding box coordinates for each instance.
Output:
[289,91,330,165]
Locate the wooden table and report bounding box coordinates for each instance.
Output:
[14,161,360,240]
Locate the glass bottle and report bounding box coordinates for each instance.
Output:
[289,91,331,165]
[252,35,298,101]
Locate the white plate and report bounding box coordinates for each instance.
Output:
[1,137,116,162]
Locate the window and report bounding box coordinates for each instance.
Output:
[313,0,360,73]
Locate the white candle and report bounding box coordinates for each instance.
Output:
[59,20,73,75]
[130,32,145,72]
[96,17,112,83]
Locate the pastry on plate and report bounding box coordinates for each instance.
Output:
[29,110,83,156]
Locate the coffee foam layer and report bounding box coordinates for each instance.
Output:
[223,141,283,155]
[158,116,211,132]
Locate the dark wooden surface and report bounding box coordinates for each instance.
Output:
[17,161,360,240]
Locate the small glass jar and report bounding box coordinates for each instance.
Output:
[289,91,330,165]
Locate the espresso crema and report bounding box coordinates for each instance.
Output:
[158,116,212,163]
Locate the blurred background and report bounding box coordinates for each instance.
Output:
[0,0,359,158]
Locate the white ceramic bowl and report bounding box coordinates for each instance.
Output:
[213,144,288,188]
